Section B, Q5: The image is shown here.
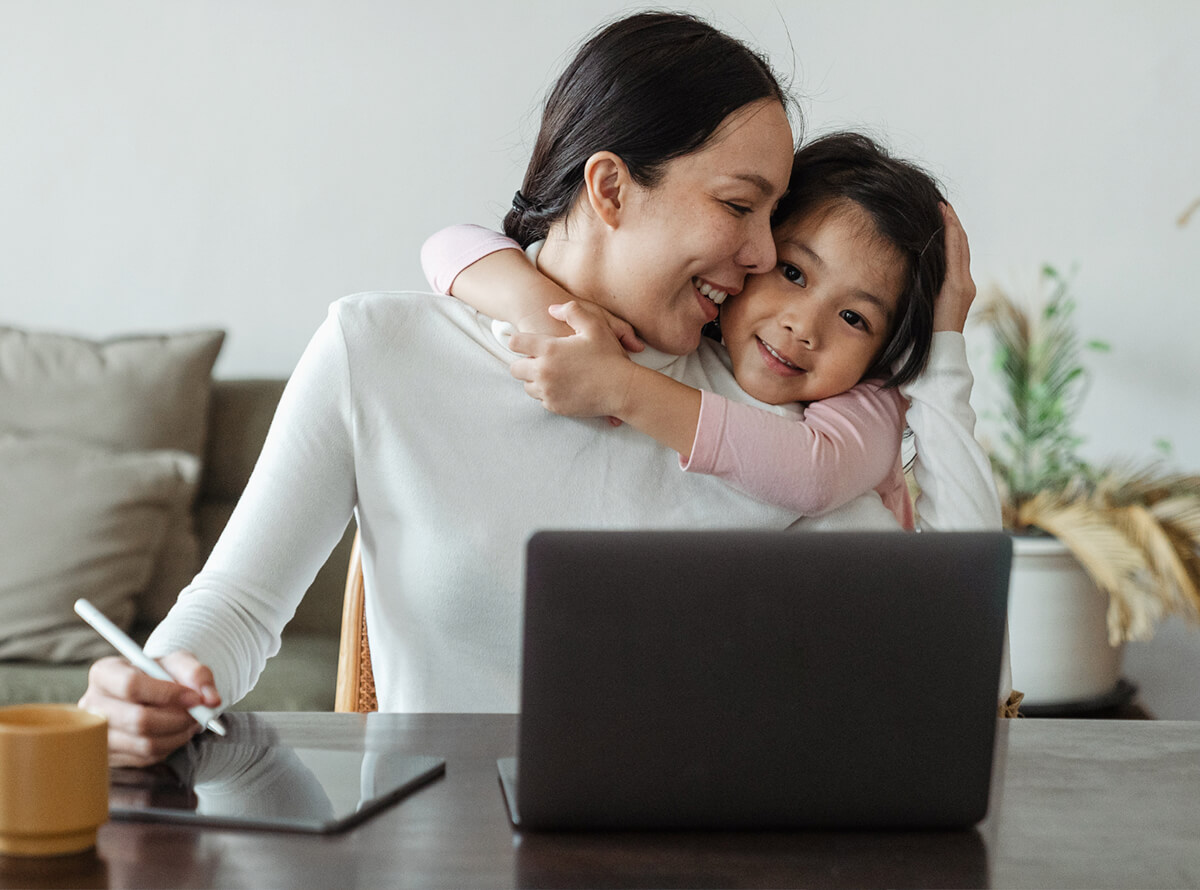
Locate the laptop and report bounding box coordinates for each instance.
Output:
[499,529,1012,830]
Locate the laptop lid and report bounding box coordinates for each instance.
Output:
[505,529,1011,830]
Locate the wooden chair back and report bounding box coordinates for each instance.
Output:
[334,530,377,712]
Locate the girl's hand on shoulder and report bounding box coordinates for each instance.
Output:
[933,203,976,333]
[509,301,637,418]
[516,300,644,353]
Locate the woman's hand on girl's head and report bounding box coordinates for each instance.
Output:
[932,203,977,333]
[508,301,638,419]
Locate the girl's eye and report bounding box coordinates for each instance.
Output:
[724,201,752,216]
[781,263,806,286]
[840,309,868,331]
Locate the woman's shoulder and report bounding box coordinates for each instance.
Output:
[331,289,458,321]
[327,290,478,337]
[320,291,508,367]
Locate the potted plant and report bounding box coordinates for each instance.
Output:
[977,265,1200,708]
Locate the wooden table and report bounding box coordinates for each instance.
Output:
[2,712,1198,889]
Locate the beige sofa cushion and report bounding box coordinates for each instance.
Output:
[0,325,224,624]
[0,434,198,661]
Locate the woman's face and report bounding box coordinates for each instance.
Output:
[599,99,794,355]
[719,201,905,405]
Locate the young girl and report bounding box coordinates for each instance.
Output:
[422,133,978,527]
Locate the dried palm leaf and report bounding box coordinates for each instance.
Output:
[1017,494,1161,643]
[1109,503,1200,620]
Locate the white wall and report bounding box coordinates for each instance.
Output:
[3,1,1197,714]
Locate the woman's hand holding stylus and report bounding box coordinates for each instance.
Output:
[79,650,222,767]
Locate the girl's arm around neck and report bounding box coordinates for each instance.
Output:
[684,383,906,518]
[420,224,642,349]
[616,365,703,457]
[421,224,575,337]
[508,301,703,456]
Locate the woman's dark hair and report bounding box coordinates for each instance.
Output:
[504,11,792,247]
[772,132,947,388]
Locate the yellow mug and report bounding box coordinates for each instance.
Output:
[0,704,108,857]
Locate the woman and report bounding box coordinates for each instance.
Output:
[81,12,1001,766]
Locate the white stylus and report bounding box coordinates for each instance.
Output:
[73,598,226,737]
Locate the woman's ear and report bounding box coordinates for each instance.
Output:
[582,151,631,230]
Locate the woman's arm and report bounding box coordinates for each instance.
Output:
[900,203,1010,707]
[904,204,1002,532]
[903,333,1001,531]
[81,305,358,765]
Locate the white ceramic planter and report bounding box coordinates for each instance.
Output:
[1008,535,1124,706]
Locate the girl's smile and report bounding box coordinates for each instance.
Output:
[756,335,805,374]
[719,200,904,405]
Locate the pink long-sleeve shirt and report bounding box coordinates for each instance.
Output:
[420,224,913,528]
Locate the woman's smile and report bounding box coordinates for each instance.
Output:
[692,277,734,324]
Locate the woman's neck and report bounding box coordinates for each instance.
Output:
[535,223,616,316]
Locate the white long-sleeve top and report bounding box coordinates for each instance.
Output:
[146,292,1006,711]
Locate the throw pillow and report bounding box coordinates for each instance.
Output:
[0,325,224,624]
[0,433,199,662]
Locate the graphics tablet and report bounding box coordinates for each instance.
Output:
[110,730,444,834]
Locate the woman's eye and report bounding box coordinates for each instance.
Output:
[781,264,806,286]
[724,201,752,216]
[840,309,868,330]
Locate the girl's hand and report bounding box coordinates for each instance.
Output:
[515,301,645,353]
[79,650,222,767]
[509,301,637,418]
[933,203,976,333]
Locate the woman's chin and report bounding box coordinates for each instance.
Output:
[650,327,704,356]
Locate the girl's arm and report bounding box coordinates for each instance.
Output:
[420,224,641,347]
[685,385,908,520]
[420,224,521,296]
[509,301,908,519]
[421,225,574,337]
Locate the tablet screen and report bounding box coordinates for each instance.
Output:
[110,735,444,833]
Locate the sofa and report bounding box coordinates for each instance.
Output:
[0,325,354,712]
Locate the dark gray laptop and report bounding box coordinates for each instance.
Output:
[499,529,1012,830]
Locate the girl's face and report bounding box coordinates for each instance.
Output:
[598,99,793,355]
[719,201,905,405]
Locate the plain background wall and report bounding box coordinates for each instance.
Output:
[2,1,1197,715]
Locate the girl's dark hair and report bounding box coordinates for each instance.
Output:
[504,11,792,247]
[773,132,947,388]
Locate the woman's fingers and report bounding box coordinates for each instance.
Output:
[160,650,222,707]
[106,724,201,768]
[79,652,216,766]
[932,203,977,333]
[82,656,197,709]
